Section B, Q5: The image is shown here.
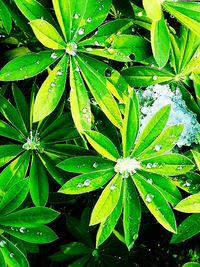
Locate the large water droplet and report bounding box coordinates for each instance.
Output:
[93,162,99,168]
[0,240,6,247]
[83,179,91,187]
[78,28,84,35]
[110,184,116,190]
[145,193,154,203]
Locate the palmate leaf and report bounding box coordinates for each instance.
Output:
[57,156,114,173]
[0,236,29,267]
[84,130,120,161]
[175,193,200,213]
[58,169,114,194]
[76,55,123,128]
[132,105,171,157]
[30,19,66,49]
[122,90,140,157]
[33,55,68,122]
[123,178,141,250]
[0,207,59,227]
[1,225,58,244]
[90,173,122,225]
[141,154,194,176]
[70,57,91,133]
[133,173,177,233]
[96,191,123,247]
[171,214,200,244]
[0,50,63,81]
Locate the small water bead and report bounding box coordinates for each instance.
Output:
[75,66,80,72]
[110,184,116,190]
[146,163,153,168]
[78,28,84,35]
[177,165,183,170]
[83,179,91,187]
[147,178,153,184]
[37,232,43,236]
[94,41,100,46]
[9,253,14,258]
[86,18,92,23]
[74,13,80,19]
[93,162,99,168]
[153,75,158,81]
[153,144,162,151]
[82,108,88,114]
[19,67,23,71]
[51,82,56,87]
[19,227,26,233]
[0,240,6,247]
[145,193,154,203]
[152,162,158,168]
[57,70,63,76]
[77,183,82,188]
[36,61,40,64]
[51,52,57,59]
[184,179,192,187]
[86,47,93,52]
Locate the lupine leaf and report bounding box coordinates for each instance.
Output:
[143,0,161,21]
[175,193,200,213]
[0,145,23,167]
[0,0,12,33]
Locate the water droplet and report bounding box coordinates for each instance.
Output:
[57,70,63,76]
[184,179,192,187]
[75,66,80,72]
[9,253,14,258]
[110,184,116,190]
[153,144,162,151]
[107,47,115,55]
[36,61,40,64]
[84,179,91,187]
[19,227,26,233]
[94,41,100,46]
[137,12,143,17]
[86,47,93,52]
[146,163,153,168]
[82,108,88,114]
[78,28,84,35]
[77,183,82,188]
[36,232,43,236]
[0,240,6,247]
[50,82,56,87]
[86,18,92,23]
[51,52,57,59]
[93,162,99,168]
[152,162,158,168]
[177,166,183,170]
[147,178,153,184]
[153,75,158,81]
[133,234,138,240]
[74,13,80,19]
[122,171,129,179]
[145,193,154,203]
[11,227,15,231]
[19,67,23,71]
[104,69,112,77]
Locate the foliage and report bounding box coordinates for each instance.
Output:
[0,0,200,266]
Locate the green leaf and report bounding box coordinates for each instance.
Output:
[70,0,112,42]
[171,214,200,244]
[90,173,123,225]
[193,73,200,107]
[77,54,123,128]
[57,156,114,173]
[141,154,194,176]
[0,152,30,193]
[132,105,171,157]
[33,55,68,122]
[0,207,59,227]
[0,94,27,136]
[121,66,174,87]
[0,50,64,81]
[30,153,49,206]
[139,124,184,160]
[122,91,140,157]
[0,145,23,167]
[192,150,200,170]
[15,0,56,26]
[12,84,30,132]
[172,172,200,195]
[84,130,120,161]
[0,121,24,143]
[70,57,91,133]
[143,0,161,21]
[133,173,177,233]
[182,263,200,267]
[61,242,92,256]
[139,170,182,206]
[0,0,12,33]
[2,225,58,244]
[30,19,66,49]
[96,190,123,247]
[58,169,114,194]
[175,193,200,213]
[163,3,200,37]
[0,250,5,267]
[0,236,29,267]
[123,178,141,250]
[151,14,170,67]
[0,179,29,216]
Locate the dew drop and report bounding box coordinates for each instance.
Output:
[152,162,159,168]
[51,82,56,87]
[94,41,100,46]
[77,183,82,188]
[93,162,99,168]
[153,75,158,81]
[82,108,88,114]
[177,166,183,170]
[19,67,23,71]
[0,240,6,247]
[104,68,112,77]
[36,61,40,64]
[86,47,93,52]
[110,184,116,190]
[9,253,14,258]
[19,227,26,233]
[153,144,162,151]
[184,179,192,187]
[147,178,153,184]
[145,193,154,203]
[146,163,153,168]
[74,13,80,19]
[137,12,143,16]
[57,70,63,76]
[78,28,84,35]
[84,179,91,187]
[75,66,80,72]
[86,18,92,23]
[51,52,57,59]
[107,47,115,55]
